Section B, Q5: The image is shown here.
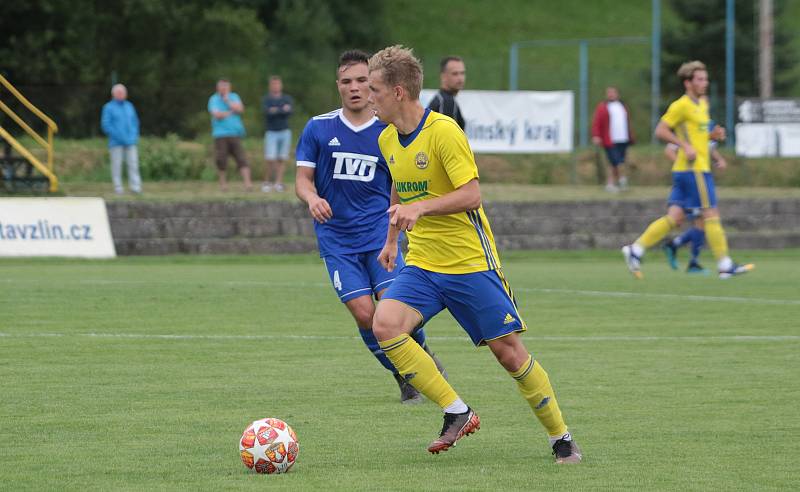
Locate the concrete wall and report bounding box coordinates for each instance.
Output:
[108,199,800,255]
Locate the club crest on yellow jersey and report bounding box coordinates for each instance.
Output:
[415,151,429,169]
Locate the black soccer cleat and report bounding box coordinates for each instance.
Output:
[427,407,480,454]
[552,437,582,464]
[394,373,423,404]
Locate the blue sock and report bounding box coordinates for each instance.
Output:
[689,227,705,262]
[674,228,694,248]
[358,327,396,372]
[411,327,428,349]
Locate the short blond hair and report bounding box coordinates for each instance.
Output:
[368,45,423,100]
[677,60,707,82]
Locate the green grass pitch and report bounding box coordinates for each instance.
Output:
[1,250,798,490]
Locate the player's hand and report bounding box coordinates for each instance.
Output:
[387,203,422,231]
[710,125,727,142]
[591,136,602,146]
[308,196,333,223]
[714,156,728,170]
[378,241,398,272]
[683,144,697,161]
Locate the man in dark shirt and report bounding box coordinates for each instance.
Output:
[427,56,466,130]
[261,76,294,192]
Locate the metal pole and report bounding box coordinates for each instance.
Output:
[651,0,661,143]
[509,43,519,91]
[579,40,589,148]
[725,0,735,147]
[759,0,774,99]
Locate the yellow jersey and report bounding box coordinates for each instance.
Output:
[377,109,501,274]
[660,95,711,172]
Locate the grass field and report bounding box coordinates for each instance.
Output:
[2,250,799,490]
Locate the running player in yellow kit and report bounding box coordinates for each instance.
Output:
[622,60,753,279]
[366,45,581,464]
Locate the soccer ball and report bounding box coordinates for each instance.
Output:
[239,418,299,474]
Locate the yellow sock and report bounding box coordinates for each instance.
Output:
[510,355,568,438]
[636,215,676,250]
[703,217,729,260]
[379,334,458,409]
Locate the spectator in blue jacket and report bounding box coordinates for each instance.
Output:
[101,84,142,194]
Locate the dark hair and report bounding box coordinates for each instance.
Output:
[439,56,463,73]
[338,50,370,72]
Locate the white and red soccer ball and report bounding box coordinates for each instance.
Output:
[239,418,299,474]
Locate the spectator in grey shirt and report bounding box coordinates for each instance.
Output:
[261,76,294,192]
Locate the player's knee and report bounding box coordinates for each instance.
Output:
[668,212,685,227]
[495,349,526,372]
[488,336,529,372]
[372,307,401,342]
[352,308,374,329]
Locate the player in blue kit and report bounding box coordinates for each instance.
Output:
[294,50,446,403]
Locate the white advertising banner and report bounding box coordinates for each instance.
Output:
[420,89,574,153]
[0,197,116,258]
[736,123,800,157]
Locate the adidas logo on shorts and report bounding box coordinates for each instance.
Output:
[328,137,341,146]
[503,313,516,325]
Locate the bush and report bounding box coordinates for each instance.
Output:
[137,135,206,180]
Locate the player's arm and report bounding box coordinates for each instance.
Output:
[295,166,332,223]
[664,143,679,161]
[378,185,403,271]
[655,120,696,161]
[710,147,727,170]
[388,178,481,232]
[656,100,696,160]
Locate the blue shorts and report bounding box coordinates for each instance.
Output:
[323,248,405,303]
[668,171,717,211]
[604,142,628,166]
[382,265,527,346]
[265,129,292,160]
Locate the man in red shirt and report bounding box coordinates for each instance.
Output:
[591,86,634,192]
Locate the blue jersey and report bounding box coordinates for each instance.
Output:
[296,109,391,256]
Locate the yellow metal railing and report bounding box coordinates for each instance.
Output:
[0,74,59,192]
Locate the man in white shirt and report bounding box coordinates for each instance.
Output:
[591,86,634,192]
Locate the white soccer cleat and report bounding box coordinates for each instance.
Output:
[622,245,643,279]
[719,262,754,279]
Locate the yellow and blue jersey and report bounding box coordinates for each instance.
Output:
[377,109,500,274]
[660,95,711,172]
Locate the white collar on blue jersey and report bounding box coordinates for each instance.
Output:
[338,109,378,133]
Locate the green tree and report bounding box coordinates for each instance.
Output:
[0,0,267,138]
[662,0,797,118]
[253,0,389,118]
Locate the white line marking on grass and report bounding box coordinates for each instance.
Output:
[4,278,800,306]
[1,332,798,342]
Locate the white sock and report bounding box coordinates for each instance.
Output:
[718,256,733,271]
[631,243,645,258]
[549,431,572,445]
[443,398,468,414]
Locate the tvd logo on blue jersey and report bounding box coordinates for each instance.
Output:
[332,152,378,182]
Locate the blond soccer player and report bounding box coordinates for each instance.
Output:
[366,45,581,463]
[622,60,753,279]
